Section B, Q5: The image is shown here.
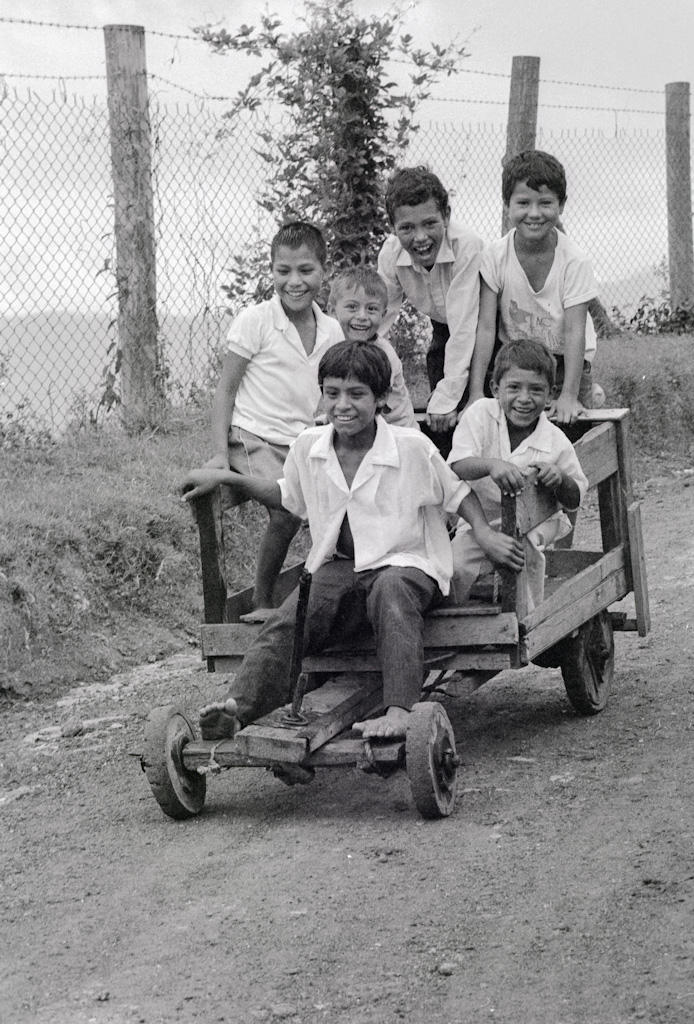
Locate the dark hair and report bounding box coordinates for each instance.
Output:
[384,165,450,224]
[501,150,567,205]
[493,339,556,388]
[328,266,388,311]
[318,341,391,399]
[270,221,327,266]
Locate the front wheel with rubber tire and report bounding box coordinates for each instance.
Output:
[142,705,206,819]
[406,702,458,819]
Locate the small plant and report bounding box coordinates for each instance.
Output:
[611,297,694,335]
[0,402,54,451]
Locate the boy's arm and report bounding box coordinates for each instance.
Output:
[450,455,527,497]
[427,239,483,429]
[549,302,588,424]
[530,463,581,511]
[181,467,282,508]
[376,240,405,339]
[374,339,417,427]
[207,351,251,468]
[456,489,524,573]
[466,279,499,407]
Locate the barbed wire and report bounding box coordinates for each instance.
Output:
[430,96,663,115]
[148,73,233,101]
[0,15,670,98]
[0,69,667,116]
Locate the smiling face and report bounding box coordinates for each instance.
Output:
[391,198,450,269]
[330,285,386,343]
[492,365,551,434]
[321,375,382,446]
[505,180,565,246]
[271,243,325,318]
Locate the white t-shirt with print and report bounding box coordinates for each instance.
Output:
[481,229,598,361]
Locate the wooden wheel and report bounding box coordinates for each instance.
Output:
[406,702,458,819]
[560,610,614,716]
[142,706,206,819]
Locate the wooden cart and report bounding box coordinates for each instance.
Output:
[142,410,650,820]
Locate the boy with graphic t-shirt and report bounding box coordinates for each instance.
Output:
[467,150,598,425]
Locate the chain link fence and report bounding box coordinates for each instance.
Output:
[0,85,677,436]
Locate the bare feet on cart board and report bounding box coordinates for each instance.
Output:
[353,705,410,739]
[199,698,240,740]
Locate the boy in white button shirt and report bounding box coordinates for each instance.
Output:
[200,221,343,621]
[449,340,588,611]
[182,341,523,745]
[377,165,484,453]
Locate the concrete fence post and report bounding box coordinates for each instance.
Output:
[665,82,694,309]
[104,24,162,433]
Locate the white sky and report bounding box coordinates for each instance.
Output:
[1,0,691,132]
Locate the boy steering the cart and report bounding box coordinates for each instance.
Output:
[181,341,523,745]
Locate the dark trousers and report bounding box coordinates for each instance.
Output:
[227,560,441,725]
[422,320,497,458]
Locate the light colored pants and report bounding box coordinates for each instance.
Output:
[451,515,570,611]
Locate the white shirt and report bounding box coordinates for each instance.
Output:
[448,398,589,531]
[481,230,598,361]
[372,336,417,428]
[226,294,343,445]
[279,419,471,595]
[377,222,484,413]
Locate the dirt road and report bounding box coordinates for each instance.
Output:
[2,474,693,1024]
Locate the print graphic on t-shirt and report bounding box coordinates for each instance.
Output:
[508,300,559,351]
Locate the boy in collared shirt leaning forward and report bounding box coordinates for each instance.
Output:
[182,341,523,745]
[377,165,484,449]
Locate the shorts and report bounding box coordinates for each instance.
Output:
[227,425,289,480]
[553,356,593,407]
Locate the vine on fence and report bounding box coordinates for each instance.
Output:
[196,0,469,271]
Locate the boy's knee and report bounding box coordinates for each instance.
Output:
[369,568,429,612]
[269,508,301,535]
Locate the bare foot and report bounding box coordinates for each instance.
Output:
[239,608,275,624]
[353,706,411,740]
[199,698,240,740]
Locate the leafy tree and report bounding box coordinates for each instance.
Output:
[196,0,468,272]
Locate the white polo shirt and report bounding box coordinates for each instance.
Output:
[278,418,471,595]
[226,294,343,445]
